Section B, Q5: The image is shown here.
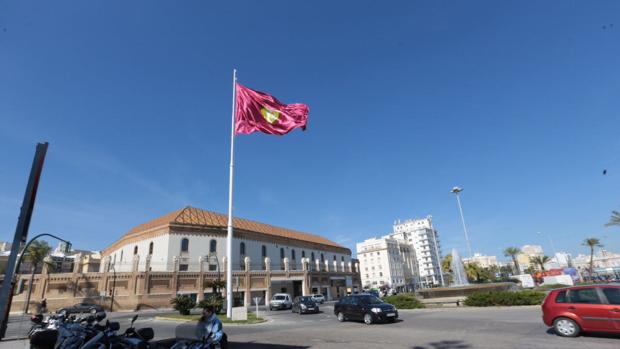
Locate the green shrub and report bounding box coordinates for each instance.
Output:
[198,294,224,314]
[383,293,425,309]
[464,290,545,307]
[170,295,196,315]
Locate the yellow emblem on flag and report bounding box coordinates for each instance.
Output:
[260,107,280,124]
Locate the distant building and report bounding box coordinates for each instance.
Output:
[391,216,442,287]
[517,244,544,272]
[573,249,620,270]
[544,252,572,269]
[0,241,12,252]
[463,253,498,268]
[356,237,414,292]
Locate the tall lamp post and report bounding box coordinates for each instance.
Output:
[0,233,70,338]
[451,187,473,258]
[207,253,221,295]
[108,262,116,312]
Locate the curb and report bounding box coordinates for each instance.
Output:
[153,316,268,326]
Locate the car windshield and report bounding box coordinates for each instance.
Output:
[299,296,313,302]
[360,296,383,304]
[274,295,286,300]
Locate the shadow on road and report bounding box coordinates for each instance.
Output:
[229,342,310,349]
[412,340,471,349]
[545,328,620,340]
[154,339,309,349]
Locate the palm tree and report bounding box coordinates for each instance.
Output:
[582,238,603,281]
[605,211,620,229]
[529,255,551,272]
[23,240,53,313]
[465,262,482,283]
[503,247,521,275]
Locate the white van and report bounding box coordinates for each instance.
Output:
[269,293,292,310]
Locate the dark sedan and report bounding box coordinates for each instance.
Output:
[334,294,398,325]
[57,302,104,315]
[292,296,319,314]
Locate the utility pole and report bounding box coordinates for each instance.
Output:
[0,143,48,339]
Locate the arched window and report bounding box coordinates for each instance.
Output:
[134,246,138,255]
[149,242,154,255]
[333,255,336,261]
[341,256,344,262]
[261,245,267,257]
[280,248,285,259]
[120,250,124,262]
[181,238,189,252]
[311,252,315,261]
[209,239,217,253]
[320,253,324,262]
[240,242,246,256]
[291,250,296,260]
[301,251,305,258]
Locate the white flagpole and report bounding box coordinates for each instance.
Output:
[226,69,237,318]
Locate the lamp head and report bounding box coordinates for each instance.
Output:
[451,186,463,194]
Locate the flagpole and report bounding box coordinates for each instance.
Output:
[226,69,237,318]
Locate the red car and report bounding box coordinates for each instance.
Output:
[542,284,620,337]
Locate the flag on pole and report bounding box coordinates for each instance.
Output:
[235,83,309,135]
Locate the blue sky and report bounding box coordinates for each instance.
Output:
[1,1,619,261]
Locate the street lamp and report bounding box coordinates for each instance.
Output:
[207,253,221,295]
[451,186,473,258]
[536,232,557,256]
[108,262,116,312]
[0,233,71,339]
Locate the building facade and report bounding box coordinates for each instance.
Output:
[356,237,414,292]
[5,206,362,313]
[463,253,499,268]
[516,244,544,273]
[391,216,442,287]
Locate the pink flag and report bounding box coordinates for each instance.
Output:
[235,83,309,135]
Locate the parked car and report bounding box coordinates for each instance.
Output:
[542,284,620,337]
[57,302,104,315]
[292,296,319,314]
[334,294,398,325]
[311,294,325,304]
[269,293,292,311]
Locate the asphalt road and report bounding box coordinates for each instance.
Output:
[3,305,620,349]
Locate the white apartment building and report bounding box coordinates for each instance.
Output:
[356,237,412,292]
[463,253,498,268]
[392,216,442,287]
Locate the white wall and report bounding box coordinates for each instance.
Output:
[105,231,351,272]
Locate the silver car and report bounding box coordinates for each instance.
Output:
[269,293,292,310]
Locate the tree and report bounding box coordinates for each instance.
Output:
[170,295,196,315]
[582,238,603,281]
[503,247,521,275]
[464,262,482,283]
[605,211,620,229]
[529,255,551,272]
[23,240,53,313]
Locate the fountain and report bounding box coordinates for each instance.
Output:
[450,249,470,287]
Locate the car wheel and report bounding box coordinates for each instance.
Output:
[553,317,580,337]
[337,312,345,322]
[363,313,373,325]
[269,306,272,311]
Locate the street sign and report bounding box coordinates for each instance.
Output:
[253,297,262,317]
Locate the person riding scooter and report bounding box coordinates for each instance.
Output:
[195,306,226,349]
